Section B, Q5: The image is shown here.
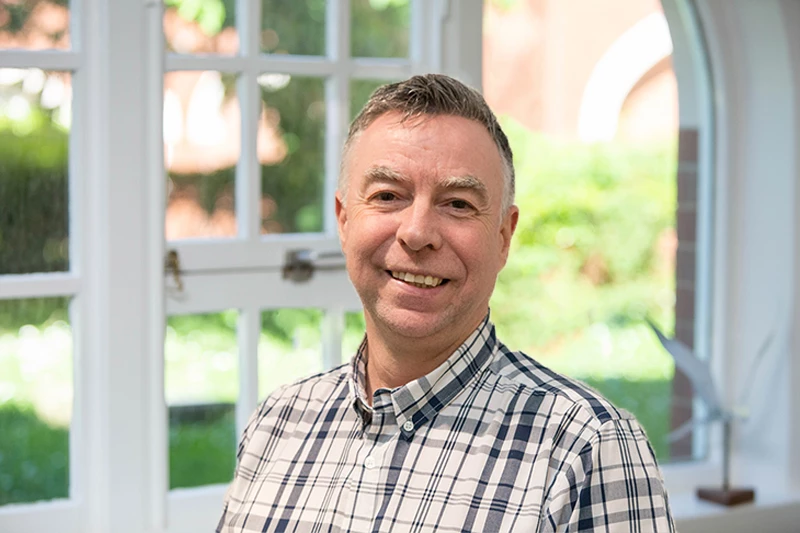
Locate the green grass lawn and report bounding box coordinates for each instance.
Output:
[0,401,239,503]
[0,403,69,505]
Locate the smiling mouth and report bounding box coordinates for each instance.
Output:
[389,270,448,289]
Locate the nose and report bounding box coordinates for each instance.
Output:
[396,201,442,252]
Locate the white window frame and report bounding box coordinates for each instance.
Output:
[0,0,88,529]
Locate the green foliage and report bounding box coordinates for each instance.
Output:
[351,0,409,58]
[0,403,68,505]
[492,118,677,353]
[261,0,325,55]
[0,297,69,334]
[0,401,238,501]
[259,76,326,233]
[169,408,236,489]
[165,0,228,36]
[0,130,69,276]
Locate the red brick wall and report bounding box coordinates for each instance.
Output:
[671,127,699,459]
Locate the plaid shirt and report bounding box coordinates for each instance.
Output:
[217,317,675,532]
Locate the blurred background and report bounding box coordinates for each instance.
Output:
[0,0,700,510]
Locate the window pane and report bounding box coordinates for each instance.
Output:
[164,0,238,55]
[165,311,238,489]
[484,0,681,462]
[0,1,70,50]
[350,78,395,121]
[165,71,239,240]
[258,75,324,234]
[261,0,325,56]
[351,0,409,58]
[259,309,322,399]
[0,69,70,274]
[0,297,72,505]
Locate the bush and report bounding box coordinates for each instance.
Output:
[0,403,68,505]
[0,130,69,276]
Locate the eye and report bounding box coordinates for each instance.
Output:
[448,199,474,210]
[374,191,398,202]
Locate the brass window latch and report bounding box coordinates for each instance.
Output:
[165,249,183,292]
[282,250,346,283]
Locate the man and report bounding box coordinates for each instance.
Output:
[217,74,674,532]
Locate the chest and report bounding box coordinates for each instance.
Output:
[222,409,561,532]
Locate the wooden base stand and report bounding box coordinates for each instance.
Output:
[696,487,755,506]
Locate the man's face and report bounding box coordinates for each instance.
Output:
[336,112,518,344]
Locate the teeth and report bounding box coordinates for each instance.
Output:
[391,271,443,288]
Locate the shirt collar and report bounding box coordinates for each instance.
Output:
[348,314,497,437]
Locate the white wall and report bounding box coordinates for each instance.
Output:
[674,0,800,530]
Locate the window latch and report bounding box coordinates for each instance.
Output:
[282,249,346,283]
[165,249,183,292]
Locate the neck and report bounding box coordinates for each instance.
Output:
[362,316,484,400]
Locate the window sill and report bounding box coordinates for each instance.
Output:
[672,489,800,533]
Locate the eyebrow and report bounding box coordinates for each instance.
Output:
[439,175,489,202]
[362,165,410,188]
[361,166,490,205]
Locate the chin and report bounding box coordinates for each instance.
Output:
[374,308,450,340]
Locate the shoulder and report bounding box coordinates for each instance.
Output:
[263,363,351,407]
[486,341,632,426]
[481,341,644,457]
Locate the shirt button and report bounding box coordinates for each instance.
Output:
[364,456,375,469]
[403,420,414,432]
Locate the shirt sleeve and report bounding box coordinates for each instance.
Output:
[216,392,282,533]
[542,417,676,532]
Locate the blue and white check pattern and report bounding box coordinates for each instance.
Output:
[217,316,675,532]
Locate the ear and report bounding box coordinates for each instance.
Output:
[335,191,348,247]
[499,205,519,265]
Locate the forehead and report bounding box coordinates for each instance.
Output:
[346,112,505,191]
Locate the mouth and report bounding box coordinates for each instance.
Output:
[388,270,449,289]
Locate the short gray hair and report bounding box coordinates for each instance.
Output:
[339,74,515,212]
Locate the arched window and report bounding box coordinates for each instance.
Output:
[482,0,713,464]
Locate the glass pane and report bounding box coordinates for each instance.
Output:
[0,1,70,50]
[483,0,680,462]
[350,78,396,121]
[165,71,239,240]
[351,0,409,58]
[258,75,325,234]
[0,69,70,274]
[164,0,238,55]
[259,309,323,399]
[342,311,365,362]
[165,311,238,489]
[0,297,72,505]
[261,0,325,56]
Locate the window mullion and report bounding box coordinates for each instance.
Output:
[144,0,168,528]
[0,50,80,70]
[325,0,350,237]
[322,309,345,369]
[237,306,260,436]
[235,0,261,241]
